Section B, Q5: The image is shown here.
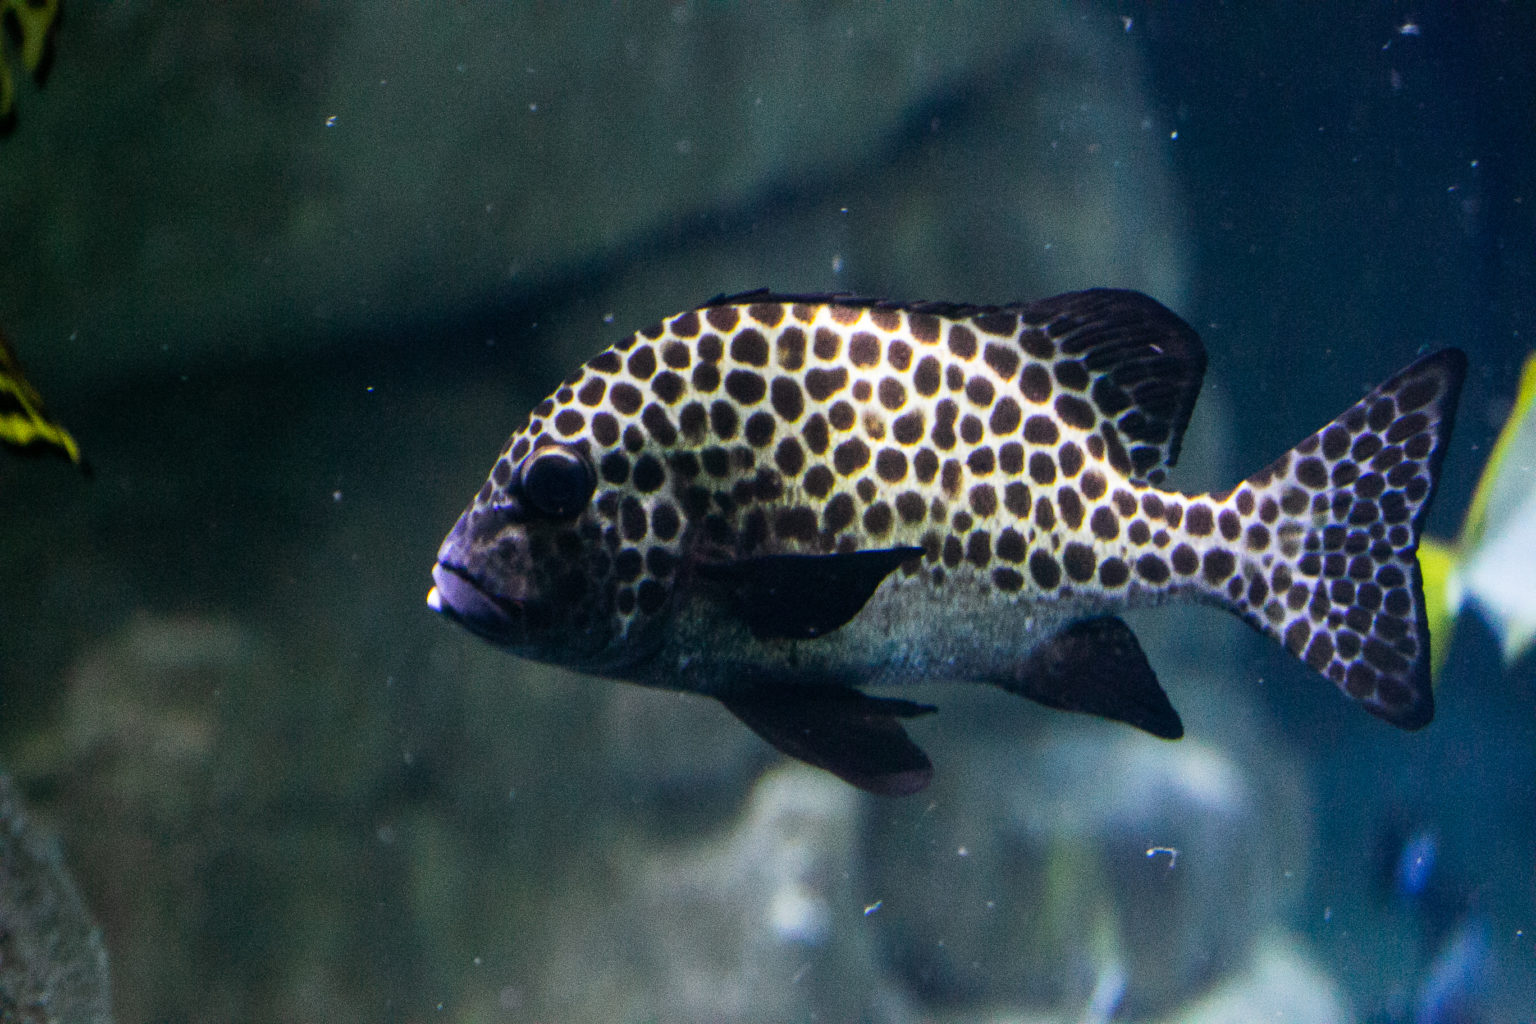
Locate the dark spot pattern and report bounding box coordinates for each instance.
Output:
[471,292,1460,729]
[1029,550,1060,589]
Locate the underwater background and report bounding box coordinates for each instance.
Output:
[1,3,1533,1022]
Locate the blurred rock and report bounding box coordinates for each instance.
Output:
[0,771,113,1024]
[0,2,1184,390]
[920,935,1349,1024]
[1167,936,1351,1024]
[599,685,772,831]
[865,724,1307,1019]
[620,765,898,1023]
[18,614,402,1023]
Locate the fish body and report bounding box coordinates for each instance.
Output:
[429,289,1465,794]
[1420,350,1536,677]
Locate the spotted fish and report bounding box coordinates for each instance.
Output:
[428,289,1466,795]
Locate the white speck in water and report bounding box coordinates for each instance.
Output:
[528,102,538,113]
[1169,129,1179,140]
[603,313,615,324]
[1324,906,1333,921]
[839,207,849,215]
[1146,846,1179,868]
[768,885,828,944]
[863,900,883,916]
[957,846,969,858]
[1121,15,1133,32]
[472,956,482,966]
[365,385,375,393]
[324,115,337,127]
[1399,21,1420,36]
[831,255,845,274]
[332,490,343,503]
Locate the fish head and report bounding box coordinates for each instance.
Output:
[429,311,721,671]
[429,431,628,668]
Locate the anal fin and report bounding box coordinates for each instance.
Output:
[719,687,937,796]
[1007,616,1183,739]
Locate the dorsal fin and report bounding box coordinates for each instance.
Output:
[694,288,1205,485]
[1018,289,1206,485]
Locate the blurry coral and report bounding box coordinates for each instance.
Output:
[0,771,113,1024]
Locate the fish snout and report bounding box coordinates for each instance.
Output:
[427,561,527,645]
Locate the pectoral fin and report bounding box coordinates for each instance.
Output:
[1008,616,1183,739]
[699,547,922,640]
[719,686,937,796]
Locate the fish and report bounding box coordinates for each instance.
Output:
[0,0,58,123]
[428,288,1466,795]
[1414,915,1492,1024]
[1419,350,1536,678]
[0,326,83,466]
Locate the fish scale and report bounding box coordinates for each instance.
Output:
[429,288,1465,795]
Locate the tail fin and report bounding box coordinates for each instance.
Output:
[1208,349,1467,729]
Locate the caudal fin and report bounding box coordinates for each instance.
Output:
[1210,349,1467,728]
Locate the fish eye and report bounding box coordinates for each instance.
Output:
[517,444,596,519]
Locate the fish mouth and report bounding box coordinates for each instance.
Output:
[427,562,525,645]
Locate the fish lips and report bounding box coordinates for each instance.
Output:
[427,562,527,646]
